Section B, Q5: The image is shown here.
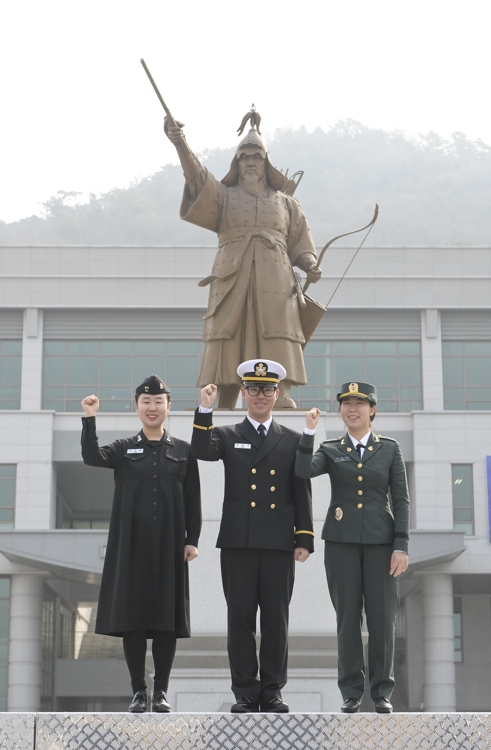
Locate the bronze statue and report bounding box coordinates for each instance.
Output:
[163,106,322,410]
[141,61,379,409]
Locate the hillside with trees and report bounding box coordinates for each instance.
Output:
[1,120,490,246]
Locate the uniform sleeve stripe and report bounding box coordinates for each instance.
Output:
[394,532,409,540]
[295,530,314,536]
[297,444,313,454]
[193,423,214,431]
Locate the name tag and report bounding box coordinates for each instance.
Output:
[334,455,351,462]
[127,449,144,454]
[235,443,251,449]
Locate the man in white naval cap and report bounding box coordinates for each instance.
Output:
[191,359,314,713]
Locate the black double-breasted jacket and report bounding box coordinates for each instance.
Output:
[191,410,314,553]
[81,416,202,637]
[295,431,409,553]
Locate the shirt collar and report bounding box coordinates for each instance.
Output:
[348,430,371,448]
[247,415,273,433]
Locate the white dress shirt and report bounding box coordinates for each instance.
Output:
[348,430,371,457]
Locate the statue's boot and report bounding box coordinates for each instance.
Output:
[216,385,241,410]
[274,380,297,410]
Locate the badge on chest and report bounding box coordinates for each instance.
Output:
[127,449,144,454]
[235,443,251,449]
[334,455,351,462]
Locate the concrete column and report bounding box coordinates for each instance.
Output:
[21,308,43,411]
[420,309,444,411]
[421,572,456,711]
[7,573,44,711]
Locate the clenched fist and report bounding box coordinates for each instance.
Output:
[81,395,100,417]
[200,384,217,409]
[305,407,321,430]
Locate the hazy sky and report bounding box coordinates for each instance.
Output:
[0,0,488,222]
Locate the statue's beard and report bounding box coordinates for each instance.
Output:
[239,172,265,197]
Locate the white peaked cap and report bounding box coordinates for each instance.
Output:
[237,359,287,383]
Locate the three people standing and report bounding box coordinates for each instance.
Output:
[81,372,409,713]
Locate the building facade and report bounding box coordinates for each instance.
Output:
[0,244,490,712]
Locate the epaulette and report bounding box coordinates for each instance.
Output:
[324,437,342,443]
[378,435,398,443]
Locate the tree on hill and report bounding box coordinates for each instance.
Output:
[1,120,490,246]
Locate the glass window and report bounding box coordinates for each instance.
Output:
[0,465,15,530]
[0,341,22,410]
[452,465,474,535]
[443,342,491,410]
[293,341,422,413]
[0,577,10,711]
[42,341,205,412]
[41,586,56,710]
[454,597,463,663]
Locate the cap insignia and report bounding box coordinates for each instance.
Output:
[335,507,343,521]
[160,383,164,389]
[349,383,358,392]
[255,363,267,377]
[144,386,149,392]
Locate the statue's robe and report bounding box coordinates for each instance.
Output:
[181,169,317,386]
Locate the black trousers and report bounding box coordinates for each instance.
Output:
[122,629,177,694]
[324,542,399,701]
[220,548,294,702]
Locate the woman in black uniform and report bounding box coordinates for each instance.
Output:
[295,382,409,714]
[81,374,201,713]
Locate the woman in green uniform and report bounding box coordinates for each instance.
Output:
[295,382,409,714]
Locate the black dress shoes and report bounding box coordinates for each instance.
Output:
[152,690,172,713]
[231,697,260,713]
[261,696,289,713]
[129,689,148,713]
[374,697,393,713]
[341,697,361,713]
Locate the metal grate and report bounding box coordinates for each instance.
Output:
[34,712,491,750]
[0,713,35,750]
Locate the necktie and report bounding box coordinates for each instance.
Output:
[355,443,363,457]
[257,424,266,441]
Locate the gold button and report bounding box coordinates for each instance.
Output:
[270,486,276,492]
[251,468,257,474]
[270,470,275,475]
[358,490,363,496]
[347,447,352,452]
[358,476,363,482]
[271,504,275,509]
[357,503,363,509]
[251,484,256,490]
[251,502,256,507]
[357,463,362,469]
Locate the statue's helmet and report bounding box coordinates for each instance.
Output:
[221,112,287,192]
[236,128,268,159]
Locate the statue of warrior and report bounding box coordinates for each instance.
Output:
[165,110,322,409]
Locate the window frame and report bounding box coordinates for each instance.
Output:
[451,464,474,536]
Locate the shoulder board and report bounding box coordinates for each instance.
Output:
[324,437,342,443]
[378,435,398,443]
